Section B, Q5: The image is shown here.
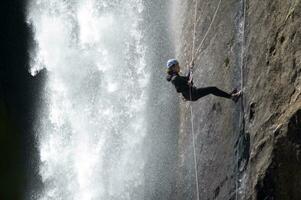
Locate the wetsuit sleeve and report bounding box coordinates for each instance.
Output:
[185,69,190,79]
[166,74,172,82]
[185,68,193,85]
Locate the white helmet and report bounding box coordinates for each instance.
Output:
[166,59,178,68]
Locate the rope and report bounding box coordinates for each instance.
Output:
[188,0,223,199]
[194,0,223,58]
[189,0,200,199]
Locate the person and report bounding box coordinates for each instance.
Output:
[166,58,241,102]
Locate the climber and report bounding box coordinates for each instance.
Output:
[166,59,242,102]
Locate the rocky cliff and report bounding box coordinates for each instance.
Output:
[172,0,301,199]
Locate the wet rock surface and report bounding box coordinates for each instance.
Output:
[173,0,301,199]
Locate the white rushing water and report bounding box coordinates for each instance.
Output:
[27,0,149,199]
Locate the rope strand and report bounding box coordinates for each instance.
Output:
[188,0,223,199]
[194,0,222,57]
[189,0,200,199]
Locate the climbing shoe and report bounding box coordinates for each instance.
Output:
[231,89,242,103]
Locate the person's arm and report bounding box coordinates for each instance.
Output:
[186,61,194,86]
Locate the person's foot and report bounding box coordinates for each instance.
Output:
[230,88,238,95]
[231,89,242,103]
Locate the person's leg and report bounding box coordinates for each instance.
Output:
[190,86,231,101]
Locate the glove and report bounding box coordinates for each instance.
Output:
[189,60,195,69]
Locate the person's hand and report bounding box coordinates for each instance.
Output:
[189,59,195,69]
[188,80,193,87]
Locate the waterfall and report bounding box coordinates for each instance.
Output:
[27,0,149,199]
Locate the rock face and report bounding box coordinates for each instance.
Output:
[172,0,301,199]
[244,0,301,199]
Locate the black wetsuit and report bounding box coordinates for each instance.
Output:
[166,72,231,101]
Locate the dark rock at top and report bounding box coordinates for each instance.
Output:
[0,0,44,199]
